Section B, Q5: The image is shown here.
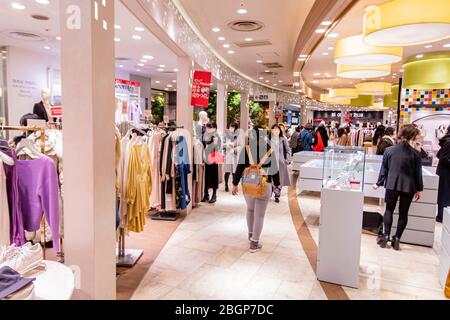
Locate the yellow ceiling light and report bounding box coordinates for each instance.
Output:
[356,82,392,95]
[363,0,450,46]
[320,93,351,105]
[334,35,402,66]
[402,52,450,89]
[329,88,358,100]
[337,64,391,79]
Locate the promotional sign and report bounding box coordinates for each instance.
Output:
[251,93,277,102]
[51,106,62,117]
[191,71,212,108]
[115,79,141,123]
[313,110,384,123]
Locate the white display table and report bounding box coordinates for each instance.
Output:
[439,208,450,288]
[292,151,383,170]
[317,188,364,288]
[297,158,439,247]
[33,260,75,300]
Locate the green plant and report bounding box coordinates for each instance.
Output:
[151,94,165,124]
[206,91,217,122]
[248,100,265,127]
[227,92,241,125]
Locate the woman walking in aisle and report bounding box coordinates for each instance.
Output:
[232,126,277,252]
[376,127,396,156]
[436,125,450,223]
[373,124,423,250]
[336,128,350,146]
[269,124,292,203]
[223,122,242,192]
[203,122,221,204]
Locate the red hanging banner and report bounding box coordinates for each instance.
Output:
[191,70,212,108]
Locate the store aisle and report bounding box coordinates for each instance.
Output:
[131,175,446,300]
[131,187,320,300]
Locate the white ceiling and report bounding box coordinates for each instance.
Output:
[0,0,178,92]
[302,0,450,93]
[178,0,315,92]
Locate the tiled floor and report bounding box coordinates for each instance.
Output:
[131,180,447,300]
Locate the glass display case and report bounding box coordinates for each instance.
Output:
[322,147,366,192]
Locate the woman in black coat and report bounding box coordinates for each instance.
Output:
[436,125,450,223]
[373,124,423,251]
[376,127,395,155]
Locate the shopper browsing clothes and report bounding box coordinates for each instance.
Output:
[336,128,350,146]
[202,122,222,204]
[300,124,314,151]
[232,127,277,252]
[373,124,423,250]
[316,121,329,148]
[269,124,292,203]
[376,126,396,156]
[436,125,450,223]
[289,125,303,155]
[223,122,242,192]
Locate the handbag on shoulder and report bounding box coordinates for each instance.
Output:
[445,269,450,298]
[242,145,273,198]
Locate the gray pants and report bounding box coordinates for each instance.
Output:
[244,184,271,242]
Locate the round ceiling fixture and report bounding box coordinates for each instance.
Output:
[363,0,450,46]
[228,20,264,32]
[402,52,450,89]
[329,88,358,100]
[334,35,402,67]
[320,93,350,105]
[3,30,48,42]
[356,82,392,95]
[337,64,391,79]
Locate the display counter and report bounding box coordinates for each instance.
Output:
[297,159,439,247]
[439,208,450,288]
[293,151,382,170]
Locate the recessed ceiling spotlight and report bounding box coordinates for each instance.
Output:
[114,25,121,29]
[11,3,25,10]
[299,54,308,58]
[416,54,424,58]
[143,55,154,60]
[392,75,396,78]
[167,84,173,88]
[164,88,168,91]
[313,80,319,84]
[158,68,164,71]
[223,44,230,48]
[328,47,334,50]
[327,33,339,38]
[237,8,247,14]
[293,72,300,76]
[293,82,300,87]
[114,38,120,42]
[159,64,165,68]
[323,52,329,56]
[265,80,270,83]
[315,28,327,34]
[56,36,61,41]
[44,46,50,50]
[174,68,178,72]
[245,38,253,42]
[228,50,234,54]
[36,0,50,4]
[256,60,263,63]
[400,69,404,72]
[273,84,278,86]
[119,65,123,68]
[425,45,433,48]
[132,35,142,40]
[321,21,333,26]
[135,27,145,32]
[212,27,220,32]
[393,73,397,76]
[137,69,141,72]
[138,63,144,67]
[444,43,450,48]
[218,37,225,41]
[298,58,306,61]
[140,59,147,63]
[155,80,160,84]
[349,81,353,84]
[265,70,270,73]
[278,80,283,83]
[313,73,321,76]
[259,77,264,80]
[381,78,385,80]
[172,80,176,83]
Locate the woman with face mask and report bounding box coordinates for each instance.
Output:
[223,123,242,192]
[269,124,292,203]
[203,122,221,203]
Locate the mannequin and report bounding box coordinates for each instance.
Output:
[33,89,52,123]
[195,111,210,141]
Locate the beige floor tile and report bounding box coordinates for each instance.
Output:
[207,246,245,268]
[161,288,200,300]
[238,274,282,300]
[273,280,315,300]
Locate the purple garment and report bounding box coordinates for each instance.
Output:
[4,152,25,247]
[16,156,60,253]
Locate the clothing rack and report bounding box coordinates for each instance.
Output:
[150,125,185,222]
[0,125,60,262]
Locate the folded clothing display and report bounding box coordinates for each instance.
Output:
[0,266,35,300]
[0,243,43,275]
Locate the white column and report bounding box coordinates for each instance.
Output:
[240,92,249,131]
[176,56,193,212]
[268,101,276,127]
[216,82,227,135]
[60,0,116,299]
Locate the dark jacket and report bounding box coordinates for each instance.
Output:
[33,101,49,122]
[376,142,423,193]
[316,126,329,148]
[376,136,395,156]
[437,134,450,207]
[300,129,313,151]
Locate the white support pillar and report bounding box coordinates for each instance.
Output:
[216,82,227,135]
[60,0,116,299]
[176,56,194,212]
[240,92,249,131]
[269,101,276,127]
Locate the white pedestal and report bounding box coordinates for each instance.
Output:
[33,260,75,300]
[317,188,364,288]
